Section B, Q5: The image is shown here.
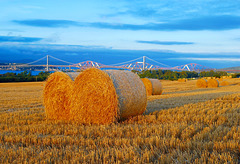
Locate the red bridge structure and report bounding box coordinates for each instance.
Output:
[71,56,214,72]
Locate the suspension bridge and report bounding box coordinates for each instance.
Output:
[0,55,236,72]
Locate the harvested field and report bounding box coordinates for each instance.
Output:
[0,78,240,163]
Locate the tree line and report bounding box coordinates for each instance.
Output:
[133,70,239,80]
[0,71,50,82]
[0,70,240,82]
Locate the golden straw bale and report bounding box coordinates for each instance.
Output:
[141,78,153,96]
[70,68,147,124]
[43,72,74,120]
[207,79,219,88]
[196,79,208,88]
[70,68,118,124]
[221,81,229,86]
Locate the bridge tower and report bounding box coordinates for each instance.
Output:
[143,56,146,70]
[47,55,49,71]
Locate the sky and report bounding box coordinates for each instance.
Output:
[0,0,240,68]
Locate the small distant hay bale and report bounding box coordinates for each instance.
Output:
[178,78,187,82]
[206,77,212,80]
[222,76,227,79]
[43,72,74,120]
[196,79,208,88]
[207,79,219,88]
[70,68,147,124]
[151,79,163,95]
[141,78,163,95]
[221,81,229,86]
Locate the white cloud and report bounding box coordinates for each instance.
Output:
[176,58,240,61]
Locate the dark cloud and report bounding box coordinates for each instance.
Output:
[137,40,194,45]
[13,19,79,28]
[13,15,240,31]
[0,36,43,42]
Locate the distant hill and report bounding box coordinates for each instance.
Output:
[218,66,240,73]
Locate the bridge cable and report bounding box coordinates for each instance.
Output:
[49,55,75,65]
[109,57,143,66]
[22,56,47,65]
[145,57,171,67]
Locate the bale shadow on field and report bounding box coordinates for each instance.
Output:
[145,92,234,114]
[162,88,216,95]
[163,88,216,95]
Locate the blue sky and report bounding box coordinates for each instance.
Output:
[0,0,240,68]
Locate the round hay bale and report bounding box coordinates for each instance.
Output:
[221,81,229,86]
[150,79,163,95]
[70,68,147,124]
[196,79,208,88]
[43,72,74,120]
[141,78,153,96]
[207,79,219,88]
[141,78,163,95]
[105,70,147,119]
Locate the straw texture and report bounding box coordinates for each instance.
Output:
[208,79,219,88]
[43,72,73,120]
[196,79,208,88]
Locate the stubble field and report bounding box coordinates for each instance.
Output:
[0,79,240,163]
